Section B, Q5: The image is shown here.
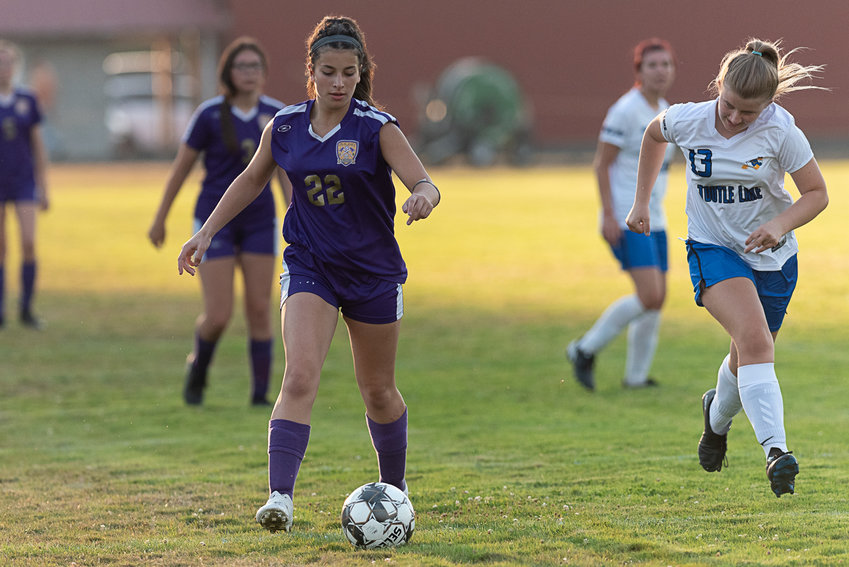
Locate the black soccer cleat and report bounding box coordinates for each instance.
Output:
[566,340,595,391]
[183,358,206,405]
[698,389,728,472]
[20,309,44,330]
[766,449,798,497]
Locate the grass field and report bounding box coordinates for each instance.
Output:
[1,161,848,566]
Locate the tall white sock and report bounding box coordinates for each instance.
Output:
[624,309,660,384]
[709,354,742,435]
[579,295,645,354]
[737,363,788,457]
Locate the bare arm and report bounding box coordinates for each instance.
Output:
[744,157,829,253]
[379,122,440,225]
[276,168,292,208]
[625,116,667,235]
[148,143,200,247]
[177,121,278,275]
[30,125,49,211]
[593,140,622,246]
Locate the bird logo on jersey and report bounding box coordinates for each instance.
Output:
[742,157,764,170]
[336,140,359,166]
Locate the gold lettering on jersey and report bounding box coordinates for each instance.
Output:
[336,140,358,166]
[304,174,345,207]
[2,117,16,141]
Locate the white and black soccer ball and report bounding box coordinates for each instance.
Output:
[341,482,415,549]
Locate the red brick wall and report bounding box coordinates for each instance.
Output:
[230,0,849,148]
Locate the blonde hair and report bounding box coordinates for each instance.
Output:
[710,38,825,101]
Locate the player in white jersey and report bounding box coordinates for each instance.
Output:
[626,39,828,497]
[567,39,675,390]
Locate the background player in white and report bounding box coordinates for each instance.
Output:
[626,38,828,497]
[149,38,289,406]
[0,40,49,329]
[177,16,439,532]
[567,39,675,390]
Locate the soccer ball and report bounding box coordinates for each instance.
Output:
[341,482,415,549]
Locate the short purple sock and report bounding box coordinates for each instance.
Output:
[367,408,407,491]
[249,339,272,401]
[268,419,311,498]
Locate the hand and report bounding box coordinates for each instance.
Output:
[625,205,651,235]
[402,192,435,225]
[38,193,49,212]
[148,221,165,248]
[177,232,210,276]
[745,220,784,254]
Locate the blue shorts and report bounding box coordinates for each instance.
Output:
[280,245,404,324]
[686,241,797,332]
[194,206,277,261]
[610,230,668,272]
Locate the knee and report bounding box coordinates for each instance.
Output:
[736,328,774,361]
[200,310,231,337]
[637,289,665,311]
[360,382,399,413]
[280,367,319,403]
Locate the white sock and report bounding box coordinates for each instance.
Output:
[624,309,660,385]
[579,295,645,354]
[709,354,742,435]
[737,363,788,457]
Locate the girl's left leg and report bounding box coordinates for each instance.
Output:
[240,252,276,405]
[15,202,39,326]
[345,317,407,492]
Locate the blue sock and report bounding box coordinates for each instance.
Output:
[367,408,408,491]
[268,419,311,498]
[249,339,273,401]
[20,261,36,314]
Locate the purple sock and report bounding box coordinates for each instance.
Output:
[20,262,36,314]
[367,408,408,491]
[0,265,5,321]
[249,339,272,401]
[193,333,217,376]
[268,419,311,498]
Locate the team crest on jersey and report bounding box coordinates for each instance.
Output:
[336,140,358,166]
[742,157,764,170]
[15,99,30,116]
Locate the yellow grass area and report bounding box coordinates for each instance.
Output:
[5,160,848,327]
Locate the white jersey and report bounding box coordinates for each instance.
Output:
[599,87,673,228]
[660,100,813,271]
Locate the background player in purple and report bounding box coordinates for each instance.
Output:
[0,40,50,329]
[149,37,290,406]
[177,15,440,533]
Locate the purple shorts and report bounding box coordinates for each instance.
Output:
[194,201,277,261]
[280,245,404,324]
[0,181,37,203]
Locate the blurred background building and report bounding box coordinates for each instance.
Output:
[3,0,848,163]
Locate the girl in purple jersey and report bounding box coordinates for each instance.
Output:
[150,38,290,406]
[177,15,439,533]
[0,40,49,329]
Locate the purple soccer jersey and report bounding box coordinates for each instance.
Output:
[270,98,406,282]
[0,88,41,202]
[184,94,284,225]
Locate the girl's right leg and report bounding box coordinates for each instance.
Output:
[183,257,235,404]
[257,292,338,532]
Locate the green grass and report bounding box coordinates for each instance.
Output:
[1,161,848,566]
